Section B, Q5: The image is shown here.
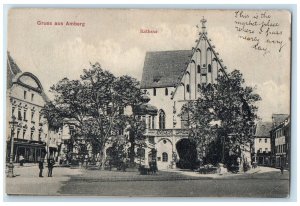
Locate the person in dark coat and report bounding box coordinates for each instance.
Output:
[47,156,55,177]
[280,165,284,174]
[38,158,44,177]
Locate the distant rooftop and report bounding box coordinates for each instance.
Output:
[272,114,289,127]
[255,121,273,137]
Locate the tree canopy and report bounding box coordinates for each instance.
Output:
[42,63,145,168]
[181,70,261,165]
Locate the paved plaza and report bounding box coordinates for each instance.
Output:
[5,165,289,197]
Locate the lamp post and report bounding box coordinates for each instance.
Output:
[8,115,18,178]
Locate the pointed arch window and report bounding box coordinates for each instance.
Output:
[186,84,190,93]
[208,64,212,73]
[197,65,201,73]
[165,88,168,96]
[153,88,156,96]
[159,110,165,129]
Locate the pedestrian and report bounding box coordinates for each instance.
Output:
[19,155,25,166]
[280,165,284,175]
[84,154,89,169]
[47,156,55,177]
[38,158,44,177]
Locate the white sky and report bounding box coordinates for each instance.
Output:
[7,9,291,122]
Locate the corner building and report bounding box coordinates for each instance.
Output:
[6,53,61,163]
[140,19,224,169]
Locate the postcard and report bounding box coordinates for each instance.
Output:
[6,8,291,197]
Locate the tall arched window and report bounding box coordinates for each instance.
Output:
[159,110,165,129]
[165,88,168,96]
[153,88,156,96]
[162,152,168,162]
[186,84,190,93]
[208,64,212,73]
[197,65,201,73]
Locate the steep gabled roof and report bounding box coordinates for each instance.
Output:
[272,114,289,127]
[255,121,273,137]
[7,52,22,88]
[7,52,50,103]
[140,50,192,89]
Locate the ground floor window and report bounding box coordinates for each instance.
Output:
[162,152,168,162]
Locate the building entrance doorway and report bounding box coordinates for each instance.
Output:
[176,138,198,169]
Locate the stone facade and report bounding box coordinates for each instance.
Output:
[140,19,226,170]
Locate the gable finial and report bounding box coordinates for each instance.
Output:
[200,16,207,33]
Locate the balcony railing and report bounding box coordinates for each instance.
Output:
[144,129,190,137]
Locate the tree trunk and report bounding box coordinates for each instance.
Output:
[100,146,106,170]
[129,131,135,166]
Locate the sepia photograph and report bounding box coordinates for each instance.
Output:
[5,8,291,197]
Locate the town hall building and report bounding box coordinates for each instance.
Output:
[138,18,231,169]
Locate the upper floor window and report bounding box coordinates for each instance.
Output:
[17,128,20,139]
[265,138,268,143]
[31,109,35,122]
[24,91,27,99]
[23,109,27,121]
[162,152,168,162]
[259,138,262,143]
[147,116,151,129]
[208,64,212,73]
[152,116,155,129]
[197,65,200,73]
[153,88,156,96]
[165,88,168,96]
[18,107,22,120]
[186,84,190,93]
[159,110,165,129]
[31,94,34,101]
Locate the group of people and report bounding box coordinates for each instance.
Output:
[38,156,55,177]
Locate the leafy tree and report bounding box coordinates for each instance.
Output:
[45,63,144,169]
[181,70,261,166]
[126,116,147,165]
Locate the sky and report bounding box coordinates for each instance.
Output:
[7,9,291,122]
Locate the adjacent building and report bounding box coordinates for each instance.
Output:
[252,121,272,166]
[270,114,290,168]
[6,52,61,163]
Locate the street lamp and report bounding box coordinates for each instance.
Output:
[7,115,18,178]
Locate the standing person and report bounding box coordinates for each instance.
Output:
[38,158,44,177]
[280,165,284,175]
[19,155,25,166]
[47,156,55,177]
[84,154,88,169]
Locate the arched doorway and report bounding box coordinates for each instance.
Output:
[176,139,198,169]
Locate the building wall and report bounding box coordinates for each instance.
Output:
[7,84,48,142]
[6,72,61,162]
[140,34,241,170]
[254,137,271,153]
[270,116,290,168]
